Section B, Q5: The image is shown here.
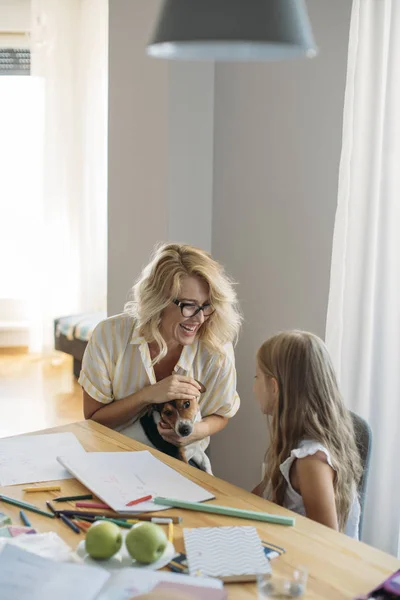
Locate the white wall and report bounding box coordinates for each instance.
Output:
[107,0,353,490]
[0,0,30,30]
[0,0,30,47]
[107,0,169,316]
[210,0,353,488]
[107,1,214,315]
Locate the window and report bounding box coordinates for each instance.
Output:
[0,75,44,304]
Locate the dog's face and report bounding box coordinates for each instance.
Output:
[159,398,200,438]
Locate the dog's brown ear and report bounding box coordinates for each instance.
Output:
[195,380,206,394]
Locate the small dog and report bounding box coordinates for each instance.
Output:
[133,386,212,474]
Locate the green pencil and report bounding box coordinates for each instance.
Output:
[94,516,132,529]
[0,494,55,519]
[153,497,295,526]
[54,494,94,503]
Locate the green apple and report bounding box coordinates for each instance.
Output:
[125,522,168,564]
[85,521,123,560]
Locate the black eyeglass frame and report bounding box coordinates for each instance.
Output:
[173,299,215,318]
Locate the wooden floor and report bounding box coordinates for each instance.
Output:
[0,352,83,438]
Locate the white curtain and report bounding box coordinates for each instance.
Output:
[326,0,400,556]
[29,0,108,353]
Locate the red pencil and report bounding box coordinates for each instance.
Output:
[75,501,111,509]
[125,495,153,507]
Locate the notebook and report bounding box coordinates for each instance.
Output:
[168,539,285,574]
[57,450,214,513]
[183,526,272,582]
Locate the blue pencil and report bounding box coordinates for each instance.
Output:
[59,513,81,534]
[19,509,32,527]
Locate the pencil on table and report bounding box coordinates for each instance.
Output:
[124,514,182,524]
[168,521,174,544]
[75,502,110,509]
[54,494,93,503]
[0,495,55,519]
[94,516,132,529]
[72,519,91,532]
[23,486,61,493]
[60,513,81,534]
[19,510,31,527]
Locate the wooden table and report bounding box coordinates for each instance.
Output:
[0,421,398,599]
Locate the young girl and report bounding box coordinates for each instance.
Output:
[252,330,362,538]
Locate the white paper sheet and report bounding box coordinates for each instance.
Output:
[0,544,223,600]
[0,432,86,486]
[97,568,224,600]
[57,450,215,513]
[0,545,109,600]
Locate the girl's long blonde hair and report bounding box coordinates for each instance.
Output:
[258,330,362,531]
[125,243,242,364]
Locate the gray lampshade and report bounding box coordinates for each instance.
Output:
[147,0,317,61]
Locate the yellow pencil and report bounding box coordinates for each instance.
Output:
[168,521,174,544]
[126,519,139,524]
[23,486,61,493]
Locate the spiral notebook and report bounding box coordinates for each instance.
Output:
[183,526,272,583]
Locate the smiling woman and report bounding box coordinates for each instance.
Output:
[79,243,242,467]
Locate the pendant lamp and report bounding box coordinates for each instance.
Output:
[147,0,317,61]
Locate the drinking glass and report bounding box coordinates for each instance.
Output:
[257,564,308,599]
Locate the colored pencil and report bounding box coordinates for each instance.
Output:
[168,521,174,544]
[54,509,182,524]
[54,494,93,503]
[133,515,182,524]
[71,519,91,532]
[55,509,108,519]
[153,497,295,526]
[46,501,58,516]
[74,515,97,523]
[19,510,31,527]
[55,509,106,519]
[75,501,110,509]
[0,495,55,519]
[151,517,173,525]
[94,516,132,529]
[23,486,61,493]
[60,513,81,534]
[125,495,152,507]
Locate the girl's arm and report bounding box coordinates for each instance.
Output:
[296,452,339,530]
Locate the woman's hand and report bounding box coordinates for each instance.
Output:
[157,419,206,446]
[144,374,202,405]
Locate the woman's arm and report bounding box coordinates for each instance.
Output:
[296,453,339,530]
[84,374,202,430]
[83,389,150,429]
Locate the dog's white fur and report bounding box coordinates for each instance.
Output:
[130,408,212,474]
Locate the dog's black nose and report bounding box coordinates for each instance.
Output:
[178,425,191,437]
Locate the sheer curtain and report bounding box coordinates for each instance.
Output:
[326,0,400,556]
[29,0,108,353]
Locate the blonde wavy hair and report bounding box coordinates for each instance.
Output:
[257,330,362,532]
[124,243,242,364]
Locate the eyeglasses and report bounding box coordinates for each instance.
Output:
[173,299,215,318]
